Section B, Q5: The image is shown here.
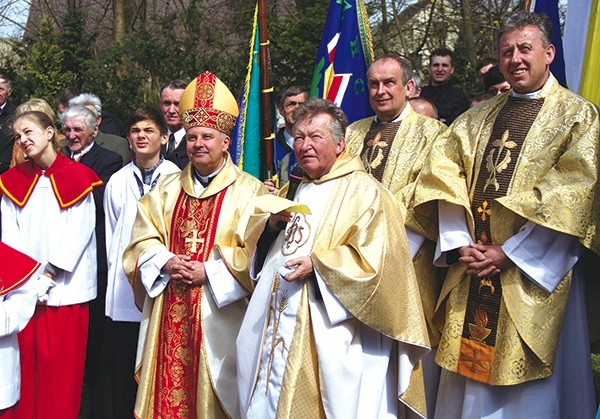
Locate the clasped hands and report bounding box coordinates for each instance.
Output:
[164,255,207,287]
[458,243,514,277]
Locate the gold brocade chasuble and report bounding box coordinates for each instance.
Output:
[411,75,600,386]
[242,152,431,418]
[346,107,447,345]
[123,154,267,418]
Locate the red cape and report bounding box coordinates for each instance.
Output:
[0,242,40,296]
[0,154,102,209]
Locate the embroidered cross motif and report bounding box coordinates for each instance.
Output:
[477,200,491,221]
[185,230,205,253]
[459,348,490,373]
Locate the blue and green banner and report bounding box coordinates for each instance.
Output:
[310,0,375,124]
[230,4,262,178]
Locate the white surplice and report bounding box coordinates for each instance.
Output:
[103,160,180,321]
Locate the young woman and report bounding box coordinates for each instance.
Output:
[0,111,102,419]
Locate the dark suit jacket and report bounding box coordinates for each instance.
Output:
[95,131,131,167]
[166,138,189,170]
[78,142,123,275]
[0,102,18,174]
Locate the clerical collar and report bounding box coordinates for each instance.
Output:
[511,74,554,100]
[71,141,95,161]
[194,160,225,187]
[135,156,164,186]
[374,103,411,124]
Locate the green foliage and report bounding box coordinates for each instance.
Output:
[2,0,519,124]
[58,8,96,89]
[269,0,329,98]
[11,18,75,105]
[452,40,482,100]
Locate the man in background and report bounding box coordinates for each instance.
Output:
[264,85,308,194]
[94,107,180,418]
[420,48,470,124]
[159,79,188,169]
[62,106,122,406]
[69,93,130,165]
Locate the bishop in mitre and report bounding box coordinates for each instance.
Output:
[123,71,267,418]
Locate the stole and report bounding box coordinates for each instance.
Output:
[457,97,544,383]
[153,188,227,417]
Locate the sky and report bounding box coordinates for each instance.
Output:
[0,0,30,39]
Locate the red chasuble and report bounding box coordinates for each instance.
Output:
[154,187,228,417]
[0,242,40,296]
[0,154,102,209]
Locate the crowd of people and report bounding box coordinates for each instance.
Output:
[0,10,598,419]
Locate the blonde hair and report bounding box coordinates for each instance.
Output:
[15,99,59,124]
[13,111,60,151]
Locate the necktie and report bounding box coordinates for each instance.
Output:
[167,133,176,155]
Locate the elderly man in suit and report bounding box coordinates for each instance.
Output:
[69,93,130,166]
[61,105,122,402]
[159,79,188,169]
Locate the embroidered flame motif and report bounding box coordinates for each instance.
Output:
[469,305,492,342]
[484,130,517,192]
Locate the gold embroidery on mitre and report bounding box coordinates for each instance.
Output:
[197,78,214,103]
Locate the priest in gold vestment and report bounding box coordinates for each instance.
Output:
[237,99,430,419]
[346,55,446,417]
[123,72,266,418]
[410,12,599,418]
